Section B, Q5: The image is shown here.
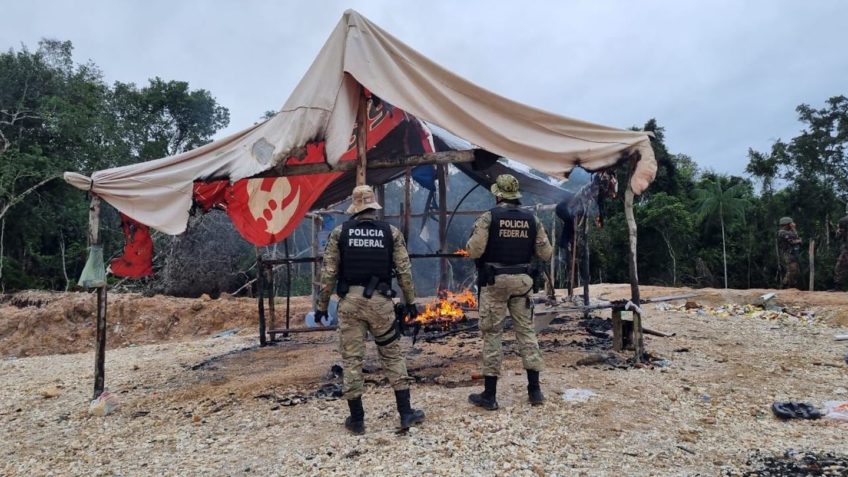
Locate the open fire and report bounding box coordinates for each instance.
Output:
[409,289,477,330]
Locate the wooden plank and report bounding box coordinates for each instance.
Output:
[267,266,276,334]
[262,149,477,177]
[356,93,368,186]
[809,239,815,291]
[311,215,321,309]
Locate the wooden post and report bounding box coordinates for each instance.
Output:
[568,220,578,297]
[284,238,292,335]
[311,215,321,309]
[87,195,108,400]
[624,173,644,360]
[612,308,623,352]
[267,264,276,336]
[438,164,448,291]
[550,216,557,291]
[403,167,412,243]
[355,92,368,186]
[376,184,385,220]
[809,239,815,291]
[582,220,590,317]
[257,258,267,347]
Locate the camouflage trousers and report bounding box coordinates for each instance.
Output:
[835,249,848,291]
[478,273,543,376]
[782,259,801,289]
[337,286,412,400]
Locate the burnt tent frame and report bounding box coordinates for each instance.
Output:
[81,90,649,400]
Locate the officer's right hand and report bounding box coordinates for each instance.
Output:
[406,303,419,320]
[315,309,329,326]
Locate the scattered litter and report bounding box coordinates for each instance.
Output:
[212,328,240,338]
[666,302,816,325]
[562,388,596,402]
[823,401,848,421]
[742,450,848,476]
[771,401,823,420]
[835,334,848,342]
[89,391,120,416]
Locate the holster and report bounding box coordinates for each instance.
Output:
[363,276,380,299]
[376,281,397,299]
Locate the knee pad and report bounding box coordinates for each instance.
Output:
[374,322,400,347]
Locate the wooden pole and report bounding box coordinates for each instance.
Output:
[624,171,644,360]
[582,220,590,317]
[267,263,276,335]
[569,220,578,297]
[311,215,321,309]
[284,238,292,336]
[403,167,412,243]
[612,308,623,352]
[88,195,108,400]
[257,257,267,347]
[809,239,815,291]
[550,216,557,291]
[355,92,368,186]
[376,184,385,220]
[438,164,448,291]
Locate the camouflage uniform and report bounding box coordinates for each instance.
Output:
[835,215,848,290]
[777,226,802,289]
[317,212,415,400]
[467,206,553,376]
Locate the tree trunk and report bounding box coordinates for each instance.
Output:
[720,208,728,289]
[660,231,676,286]
[0,218,4,292]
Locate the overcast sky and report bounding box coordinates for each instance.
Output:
[4,0,847,176]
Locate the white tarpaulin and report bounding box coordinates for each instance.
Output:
[65,9,656,235]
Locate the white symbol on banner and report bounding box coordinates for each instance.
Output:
[246,178,301,235]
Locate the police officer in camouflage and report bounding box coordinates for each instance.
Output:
[834,215,848,291]
[777,217,802,289]
[316,185,425,434]
[465,174,553,410]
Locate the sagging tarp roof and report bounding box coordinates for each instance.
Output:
[65,9,655,235]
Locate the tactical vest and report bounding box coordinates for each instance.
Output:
[339,219,394,285]
[481,206,536,265]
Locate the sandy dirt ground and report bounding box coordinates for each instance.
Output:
[1,284,847,476]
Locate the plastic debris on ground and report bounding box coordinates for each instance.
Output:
[562,388,596,402]
[771,401,823,420]
[89,391,120,416]
[659,301,816,325]
[823,401,848,421]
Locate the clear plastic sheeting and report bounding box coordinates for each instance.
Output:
[78,245,106,288]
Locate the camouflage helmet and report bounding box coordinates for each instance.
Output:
[346,185,382,214]
[490,174,522,200]
[778,216,794,226]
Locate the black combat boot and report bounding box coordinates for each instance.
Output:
[344,398,365,435]
[527,369,545,405]
[468,376,499,410]
[394,389,426,430]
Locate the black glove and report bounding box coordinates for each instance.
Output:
[315,309,328,326]
[405,303,419,321]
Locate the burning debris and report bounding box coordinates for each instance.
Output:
[409,289,477,331]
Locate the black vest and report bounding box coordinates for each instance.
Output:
[481,206,536,265]
[339,219,394,285]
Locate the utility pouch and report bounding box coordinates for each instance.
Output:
[377,282,397,298]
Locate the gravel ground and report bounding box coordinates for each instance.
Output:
[1,285,847,476]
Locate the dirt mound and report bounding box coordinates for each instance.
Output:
[0,291,313,357]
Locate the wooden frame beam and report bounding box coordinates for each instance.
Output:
[257,149,479,178]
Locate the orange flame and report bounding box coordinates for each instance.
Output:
[411,289,477,327]
[454,248,470,257]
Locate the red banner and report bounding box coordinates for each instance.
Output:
[110,213,154,278]
[193,96,408,246]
